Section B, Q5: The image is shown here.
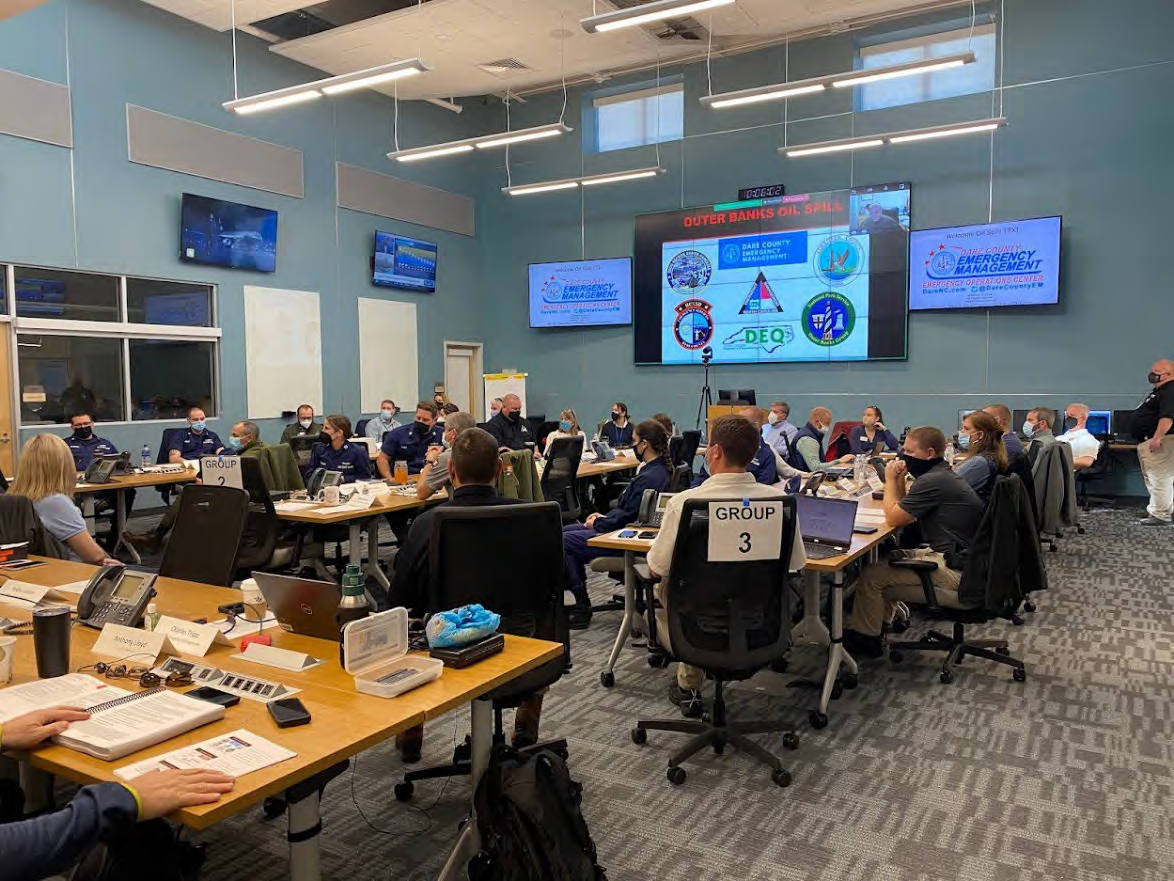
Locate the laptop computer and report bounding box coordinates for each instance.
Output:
[251,572,344,641]
[793,494,858,561]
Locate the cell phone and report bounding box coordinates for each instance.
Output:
[267,697,311,728]
[0,560,46,571]
[185,686,241,708]
[853,525,879,535]
[638,531,658,540]
[618,530,637,538]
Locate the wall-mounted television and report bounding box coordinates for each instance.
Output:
[180,193,278,273]
[373,231,437,292]
[908,215,1062,311]
[528,257,633,328]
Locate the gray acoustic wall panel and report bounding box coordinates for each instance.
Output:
[0,68,72,148]
[126,104,304,198]
[336,162,475,237]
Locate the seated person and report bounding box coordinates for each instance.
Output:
[543,409,587,457]
[843,426,985,658]
[1024,406,1058,450]
[390,428,544,759]
[417,411,477,500]
[562,420,672,628]
[306,415,371,483]
[599,402,635,448]
[0,706,233,879]
[229,421,265,458]
[12,435,121,566]
[982,403,1024,458]
[365,399,401,442]
[280,403,321,444]
[845,405,900,456]
[66,411,133,545]
[1057,403,1101,469]
[439,402,459,425]
[168,407,225,463]
[859,201,902,233]
[651,412,677,437]
[647,415,807,718]
[692,407,777,487]
[488,397,503,419]
[954,410,1008,501]
[788,407,832,472]
[762,401,798,456]
[377,401,443,477]
[484,394,533,452]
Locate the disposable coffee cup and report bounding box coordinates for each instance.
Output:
[0,635,16,684]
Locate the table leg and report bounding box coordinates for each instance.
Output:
[602,550,636,681]
[818,578,857,716]
[437,700,492,881]
[791,570,830,645]
[283,761,348,881]
[364,517,390,591]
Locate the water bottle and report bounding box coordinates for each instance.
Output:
[335,564,371,665]
[853,454,866,486]
[944,440,956,465]
[140,443,151,469]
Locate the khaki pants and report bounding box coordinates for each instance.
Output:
[1138,436,1174,521]
[653,585,705,690]
[847,550,966,637]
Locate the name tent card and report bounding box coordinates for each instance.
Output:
[707,499,784,562]
[92,624,169,663]
[154,615,232,657]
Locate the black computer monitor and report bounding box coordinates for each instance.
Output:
[1112,410,1135,439]
[717,389,757,406]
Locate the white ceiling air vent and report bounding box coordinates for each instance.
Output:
[477,58,533,78]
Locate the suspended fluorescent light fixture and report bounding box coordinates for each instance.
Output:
[782,116,1006,158]
[388,122,572,163]
[702,52,975,111]
[225,58,430,114]
[503,167,665,196]
[581,0,735,34]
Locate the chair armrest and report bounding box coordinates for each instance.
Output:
[633,561,656,582]
[889,558,939,606]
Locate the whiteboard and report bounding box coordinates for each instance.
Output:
[358,298,418,415]
[243,286,323,419]
[484,373,526,421]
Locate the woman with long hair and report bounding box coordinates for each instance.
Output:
[543,408,586,456]
[955,410,1008,501]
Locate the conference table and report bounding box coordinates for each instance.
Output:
[0,557,563,881]
[76,467,198,563]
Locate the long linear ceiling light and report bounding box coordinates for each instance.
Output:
[781,116,1006,158]
[388,122,571,163]
[224,58,431,115]
[581,0,735,34]
[503,166,665,196]
[701,51,975,110]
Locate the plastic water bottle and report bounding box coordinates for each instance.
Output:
[944,440,956,466]
[140,443,151,469]
[853,454,867,486]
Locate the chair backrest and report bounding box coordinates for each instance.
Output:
[1004,453,1039,529]
[156,428,183,465]
[262,444,306,493]
[355,418,370,438]
[535,421,560,452]
[0,494,68,558]
[668,463,692,493]
[1078,439,1113,479]
[678,430,702,465]
[826,420,862,461]
[668,436,683,465]
[540,435,584,519]
[235,457,280,570]
[159,484,250,587]
[663,496,798,679]
[957,474,1033,613]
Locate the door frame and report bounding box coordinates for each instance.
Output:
[443,340,483,418]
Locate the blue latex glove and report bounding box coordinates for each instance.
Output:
[425,604,501,649]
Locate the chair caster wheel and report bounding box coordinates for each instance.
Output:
[771,768,792,788]
[995,645,1011,656]
[1013,668,1027,682]
[647,653,669,668]
[554,746,570,760]
[261,797,287,819]
[599,671,614,688]
[889,650,904,664]
[808,711,828,730]
[890,619,909,633]
[393,782,414,802]
[782,732,800,751]
[631,727,647,745]
[939,670,954,684]
[1023,600,1036,613]
[666,766,686,785]
[1010,614,1024,626]
[452,740,471,764]
[841,673,859,690]
[830,681,843,700]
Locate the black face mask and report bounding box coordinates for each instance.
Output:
[73,426,93,440]
[901,453,942,478]
[610,412,622,423]
[1064,416,1078,431]
[318,431,331,445]
[414,421,430,436]
[508,411,521,423]
[1148,371,1163,385]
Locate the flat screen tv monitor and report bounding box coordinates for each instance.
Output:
[1086,410,1110,436]
[633,183,911,365]
[373,231,438,292]
[180,193,278,273]
[528,257,632,328]
[908,215,1061,311]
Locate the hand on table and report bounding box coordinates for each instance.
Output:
[131,769,235,820]
[0,707,91,749]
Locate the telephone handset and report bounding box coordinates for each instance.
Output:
[637,490,673,527]
[77,563,158,630]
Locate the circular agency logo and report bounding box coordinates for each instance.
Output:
[666,250,713,294]
[673,299,715,350]
[812,234,863,285]
[721,242,742,264]
[928,246,958,277]
[802,292,856,347]
[541,278,564,303]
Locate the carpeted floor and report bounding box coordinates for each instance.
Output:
[181,507,1172,880]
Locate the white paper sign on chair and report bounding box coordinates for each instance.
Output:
[707,499,784,562]
[201,456,243,490]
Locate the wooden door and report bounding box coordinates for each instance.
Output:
[0,330,16,478]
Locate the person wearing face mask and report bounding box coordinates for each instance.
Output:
[63,412,129,546]
[562,420,672,629]
[228,420,265,458]
[306,415,371,483]
[378,401,444,477]
[485,393,533,452]
[843,426,984,658]
[762,401,798,457]
[417,411,477,500]
[543,408,586,456]
[167,406,224,463]
[1055,403,1101,469]
[1022,407,1058,451]
[366,399,401,443]
[691,407,779,487]
[845,405,900,456]
[1133,359,1174,525]
[788,407,833,472]
[280,404,322,444]
[981,403,1024,459]
[598,402,634,448]
[488,397,504,419]
[953,410,1008,502]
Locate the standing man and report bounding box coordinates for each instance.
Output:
[378,401,443,477]
[280,404,321,444]
[168,407,224,463]
[1056,404,1101,469]
[366,399,401,442]
[762,401,798,457]
[599,402,634,448]
[982,403,1024,458]
[1134,359,1174,525]
[485,394,533,452]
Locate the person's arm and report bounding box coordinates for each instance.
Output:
[882,459,916,528]
[167,443,184,465]
[1149,417,1172,452]
[351,446,373,481]
[882,429,900,451]
[209,432,225,455]
[593,472,655,533]
[772,449,807,481]
[416,449,448,500]
[66,531,117,566]
[796,436,823,471]
[484,417,508,451]
[377,434,399,480]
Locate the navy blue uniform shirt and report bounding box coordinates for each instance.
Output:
[692,439,778,488]
[594,457,671,532]
[381,422,444,474]
[65,434,118,470]
[307,441,372,483]
[170,427,224,460]
[600,420,635,448]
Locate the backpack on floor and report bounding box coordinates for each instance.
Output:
[469,748,607,881]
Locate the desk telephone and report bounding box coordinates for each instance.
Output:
[591,440,616,461]
[637,490,674,528]
[306,468,343,498]
[81,458,117,485]
[77,564,158,629]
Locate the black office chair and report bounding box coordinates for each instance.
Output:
[155,428,183,505]
[525,414,546,442]
[286,435,319,471]
[632,497,800,788]
[1075,439,1114,514]
[668,463,691,493]
[887,475,1036,684]
[540,435,584,524]
[394,502,571,801]
[235,457,300,576]
[0,494,68,558]
[158,484,249,587]
[678,430,702,465]
[355,418,371,438]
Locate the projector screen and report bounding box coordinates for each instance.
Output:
[528,257,632,328]
[908,216,1062,310]
[633,183,911,364]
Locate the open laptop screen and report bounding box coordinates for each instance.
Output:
[793,494,857,548]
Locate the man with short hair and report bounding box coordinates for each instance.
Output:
[1024,407,1058,450]
[64,412,119,471]
[843,426,985,658]
[762,401,798,456]
[167,406,224,463]
[365,399,401,442]
[485,393,533,452]
[982,403,1024,458]
[647,415,806,718]
[1056,404,1101,469]
[229,420,265,457]
[280,404,321,444]
[790,406,832,471]
[417,411,477,500]
[1134,358,1174,525]
[691,407,777,487]
[378,401,443,476]
[859,201,901,234]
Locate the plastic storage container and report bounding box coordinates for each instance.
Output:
[341,607,443,698]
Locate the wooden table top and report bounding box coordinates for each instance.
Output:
[274,488,437,524]
[0,559,563,829]
[76,469,197,494]
[574,455,640,479]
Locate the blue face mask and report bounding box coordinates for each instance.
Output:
[191,420,207,432]
[381,409,395,421]
[559,420,572,432]
[227,435,242,450]
[957,432,971,449]
[1022,421,1035,438]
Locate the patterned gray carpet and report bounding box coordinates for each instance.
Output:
[192,508,1173,880]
